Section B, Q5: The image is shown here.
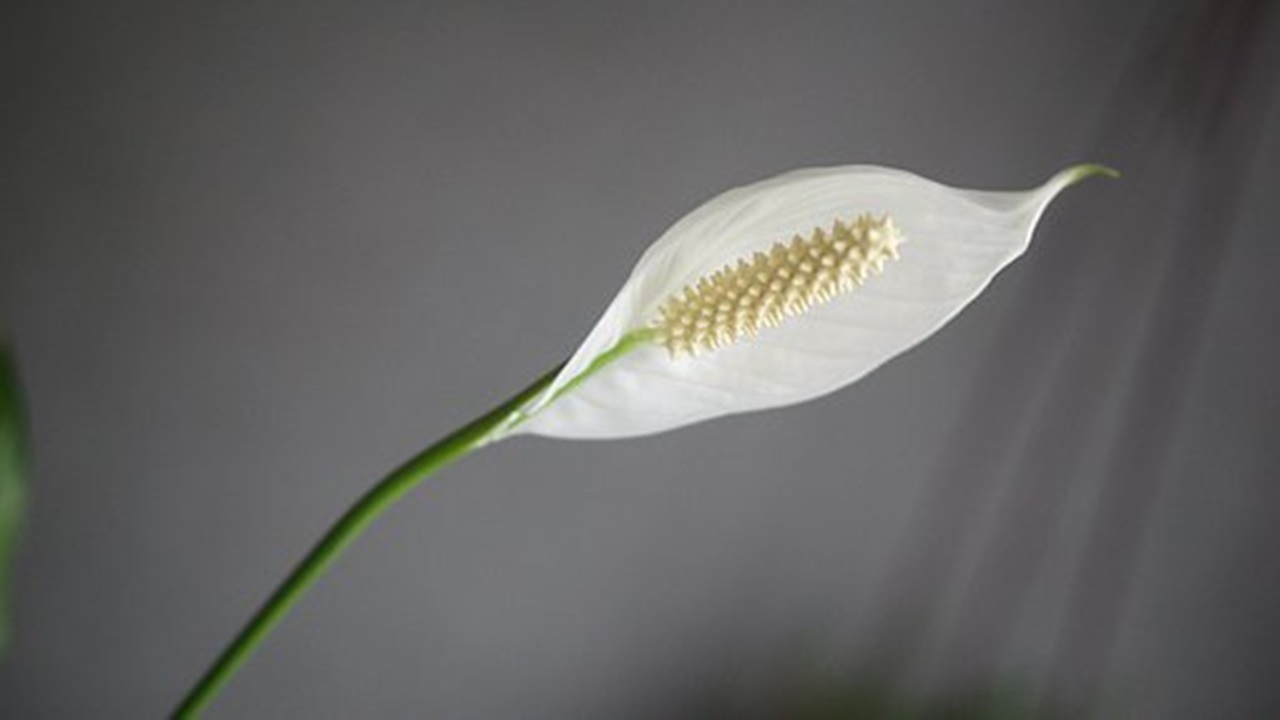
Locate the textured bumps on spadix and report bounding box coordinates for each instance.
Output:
[651,214,904,357]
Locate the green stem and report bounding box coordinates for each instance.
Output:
[174,332,651,718]
[174,365,559,718]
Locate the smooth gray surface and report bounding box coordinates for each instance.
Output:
[2,1,1277,717]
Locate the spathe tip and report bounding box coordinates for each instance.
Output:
[1065,163,1121,184]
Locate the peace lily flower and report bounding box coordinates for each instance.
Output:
[503,163,1115,439]
[175,163,1113,717]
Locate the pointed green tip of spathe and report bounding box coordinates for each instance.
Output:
[1065,163,1121,185]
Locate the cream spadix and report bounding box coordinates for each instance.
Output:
[653,213,905,357]
[507,164,1113,440]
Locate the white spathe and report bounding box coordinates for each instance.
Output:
[513,164,1106,440]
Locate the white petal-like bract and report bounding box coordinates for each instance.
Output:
[512,164,1110,440]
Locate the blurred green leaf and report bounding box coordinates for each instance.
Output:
[0,342,28,657]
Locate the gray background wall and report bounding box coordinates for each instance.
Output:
[2,1,1277,717]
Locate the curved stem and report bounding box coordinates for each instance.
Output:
[174,362,564,718]
[174,332,653,718]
